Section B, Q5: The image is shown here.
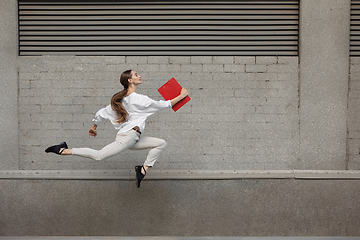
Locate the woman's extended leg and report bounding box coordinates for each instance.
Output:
[66,131,140,161]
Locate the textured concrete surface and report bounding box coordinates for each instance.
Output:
[2,1,360,237]
[1,238,360,240]
[348,58,360,170]
[2,238,360,240]
[17,56,299,171]
[298,0,351,169]
[0,179,359,236]
[0,0,19,169]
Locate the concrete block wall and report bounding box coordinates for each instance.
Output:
[18,56,299,171]
[3,0,360,237]
[0,0,18,170]
[299,0,350,170]
[348,58,360,170]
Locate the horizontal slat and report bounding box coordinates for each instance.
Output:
[19,10,298,15]
[350,46,360,50]
[350,30,360,35]
[19,1,299,4]
[20,20,298,26]
[351,35,360,41]
[20,41,298,46]
[20,35,298,41]
[19,51,299,56]
[350,16,360,21]
[20,26,298,31]
[19,5,298,11]
[20,46,298,51]
[351,26,360,30]
[19,30,299,36]
[19,15,299,20]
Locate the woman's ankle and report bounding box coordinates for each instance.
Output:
[61,148,72,155]
[142,165,150,174]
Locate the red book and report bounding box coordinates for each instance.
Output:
[158,78,191,112]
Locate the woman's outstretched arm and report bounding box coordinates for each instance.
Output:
[170,88,189,107]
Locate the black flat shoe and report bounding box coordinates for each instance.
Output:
[135,165,146,188]
[45,142,68,155]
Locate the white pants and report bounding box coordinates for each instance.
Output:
[72,129,167,166]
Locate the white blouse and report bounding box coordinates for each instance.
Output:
[92,92,172,134]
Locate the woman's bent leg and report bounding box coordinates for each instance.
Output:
[72,131,139,161]
[130,137,167,167]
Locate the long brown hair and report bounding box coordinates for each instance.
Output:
[111,69,132,124]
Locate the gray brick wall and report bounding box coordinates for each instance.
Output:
[348,58,360,170]
[18,56,299,170]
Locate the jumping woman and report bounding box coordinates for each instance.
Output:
[45,70,188,188]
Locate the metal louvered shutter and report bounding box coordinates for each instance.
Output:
[19,0,299,56]
[351,0,360,56]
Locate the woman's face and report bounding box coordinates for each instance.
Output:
[129,70,142,85]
